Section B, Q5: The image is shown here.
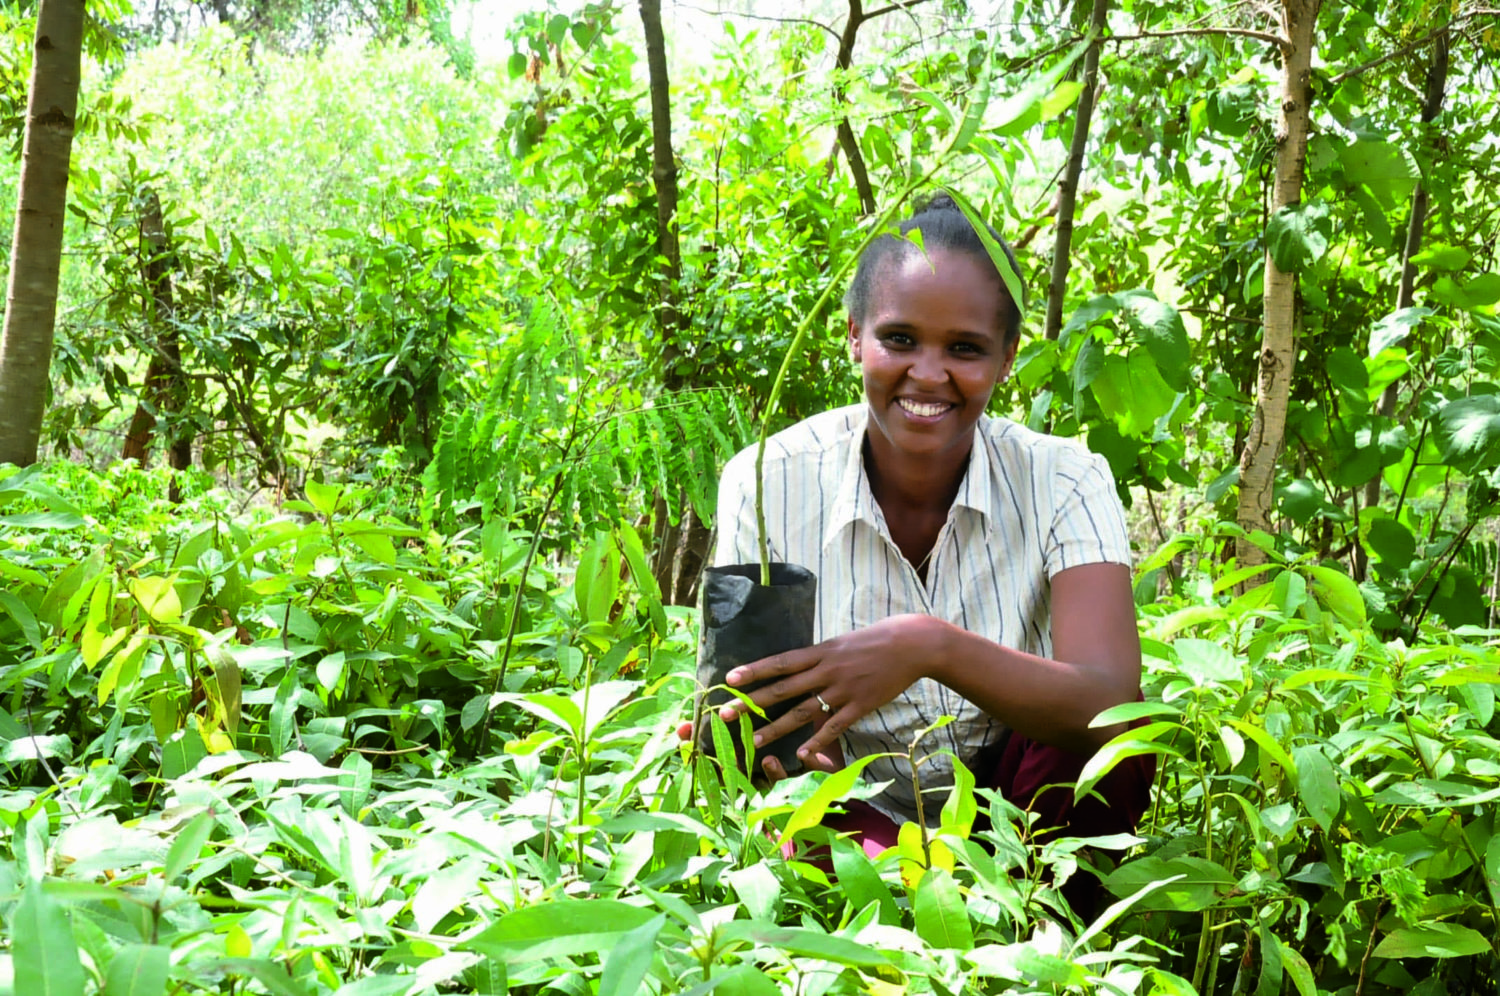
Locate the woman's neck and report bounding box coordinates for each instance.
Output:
[862,435,970,516]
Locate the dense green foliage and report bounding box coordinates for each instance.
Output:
[3,463,1499,993]
[1,0,1499,992]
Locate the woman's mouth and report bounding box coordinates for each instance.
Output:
[897,398,954,418]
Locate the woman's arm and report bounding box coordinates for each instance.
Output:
[718,561,1141,764]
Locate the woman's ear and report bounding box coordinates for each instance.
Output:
[997,335,1019,382]
[847,314,862,362]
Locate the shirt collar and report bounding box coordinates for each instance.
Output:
[822,409,994,550]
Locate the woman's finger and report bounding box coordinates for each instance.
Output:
[746,693,833,751]
[726,644,821,688]
[718,665,824,722]
[795,706,854,764]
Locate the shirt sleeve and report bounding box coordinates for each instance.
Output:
[1044,449,1132,576]
[713,447,761,567]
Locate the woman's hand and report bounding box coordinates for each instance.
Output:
[715,613,950,767]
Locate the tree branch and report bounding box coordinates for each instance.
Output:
[1105,26,1285,47]
[675,3,842,43]
[864,0,934,20]
[1329,16,1469,84]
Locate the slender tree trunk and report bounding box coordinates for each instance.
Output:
[639,0,685,388]
[0,0,84,467]
[122,190,193,491]
[1234,0,1321,572]
[639,0,700,602]
[1355,32,1448,579]
[834,0,876,215]
[1044,0,1110,342]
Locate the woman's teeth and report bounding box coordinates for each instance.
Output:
[899,399,949,417]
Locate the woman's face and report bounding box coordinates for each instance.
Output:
[850,248,1017,469]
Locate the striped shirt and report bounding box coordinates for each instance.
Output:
[713,404,1132,826]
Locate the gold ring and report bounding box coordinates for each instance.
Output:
[815,693,832,714]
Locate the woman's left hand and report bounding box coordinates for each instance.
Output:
[717,613,949,767]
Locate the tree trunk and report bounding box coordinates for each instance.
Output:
[638,0,685,391]
[639,0,699,601]
[1234,0,1321,572]
[1044,0,1110,342]
[0,0,84,467]
[1355,31,1448,579]
[122,190,193,493]
[834,0,876,215]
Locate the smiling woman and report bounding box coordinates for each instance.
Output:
[704,192,1153,913]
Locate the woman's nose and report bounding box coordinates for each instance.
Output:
[908,347,948,384]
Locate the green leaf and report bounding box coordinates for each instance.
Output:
[1372,923,1494,958]
[1104,856,1234,911]
[913,867,972,949]
[1368,308,1432,358]
[129,575,181,626]
[1411,244,1472,271]
[1225,719,1298,786]
[1460,273,1500,308]
[1434,395,1500,471]
[1485,833,1500,909]
[829,837,900,925]
[1120,294,1191,391]
[1306,565,1367,628]
[161,726,208,780]
[1090,351,1177,437]
[776,753,885,845]
[1339,140,1417,206]
[1265,200,1332,273]
[463,899,657,962]
[103,944,171,996]
[1291,745,1340,833]
[715,921,889,967]
[599,914,665,996]
[0,590,42,650]
[704,966,780,996]
[945,187,1026,316]
[507,51,527,79]
[1174,638,1243,685]
[1039,79,1083,120]
[939,757,976,835]
[1076,722,1185,801]
[725,863,780,922]
[1278,939,1317,996]
[164,812,215,885]
[12,880,85,996]
[304,479,341,517]
[0,510,86,529]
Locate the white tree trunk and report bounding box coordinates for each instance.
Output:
[1234,0,1321,571]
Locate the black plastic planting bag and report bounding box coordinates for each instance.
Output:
[696,562,817,776]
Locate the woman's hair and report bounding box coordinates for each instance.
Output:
[844,191,1024,345]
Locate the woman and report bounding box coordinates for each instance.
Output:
[698,193,1149,891]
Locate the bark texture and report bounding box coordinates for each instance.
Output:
[1234,0,1321,571]
[834,0,876,215]
[122,190,193,492]
[0,0,84,467]
[639,0,709,604]
[1044,0,1110,342]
